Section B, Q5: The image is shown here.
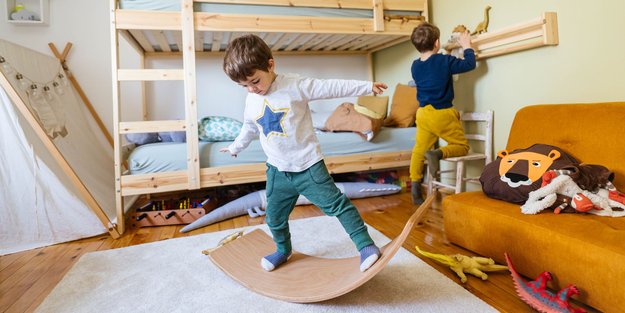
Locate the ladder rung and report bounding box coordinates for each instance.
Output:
[120,120,187,134]
[118,69,184,81]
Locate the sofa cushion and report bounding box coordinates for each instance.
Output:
[479,144,578,203]
[444,191,625,312]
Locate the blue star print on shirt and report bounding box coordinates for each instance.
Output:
[256,100,288,137]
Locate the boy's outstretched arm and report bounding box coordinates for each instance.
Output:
[297,78,387,101]
[449,31,476,74]
[220,118,258,157]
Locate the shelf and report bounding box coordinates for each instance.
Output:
[5,0,49,26]
[444,12,558,60]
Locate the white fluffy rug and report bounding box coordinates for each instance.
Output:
[36,216,497,313]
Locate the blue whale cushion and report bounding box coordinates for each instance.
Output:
[199,116,242,142]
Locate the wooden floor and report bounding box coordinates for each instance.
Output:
[0,191,593,313]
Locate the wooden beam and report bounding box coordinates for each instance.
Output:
[145,49,368,57]
[0,70,120,239]
[373,0,384,32]
[120,151,411,195]
[181,0,200,190]
[110,0,125,235]
[115,11,419,35]
[119,120,186,134]
[194,0,425,11]
[117,69,184,81]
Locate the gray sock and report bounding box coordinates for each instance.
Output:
[359,244,381,272]
[425,149,443,177]
[261,251,291,272]
[411,181,424,204]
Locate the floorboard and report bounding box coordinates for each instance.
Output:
[0,191,596,312]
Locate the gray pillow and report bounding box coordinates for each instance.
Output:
[125,133,159,146]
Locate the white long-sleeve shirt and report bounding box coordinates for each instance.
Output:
[228,73,373,172]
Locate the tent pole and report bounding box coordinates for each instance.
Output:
[0,71,121,239]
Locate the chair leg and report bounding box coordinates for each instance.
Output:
[426,166,434,196]
[455,161,465,193]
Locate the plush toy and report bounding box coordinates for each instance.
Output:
[444,25,470,59]
[415,246,508,283]
[10,4,37,21]
[522,168,625,217]
[505,253,586,313]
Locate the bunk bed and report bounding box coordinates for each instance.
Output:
[110,0,427,234]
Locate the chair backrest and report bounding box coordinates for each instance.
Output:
[460,110,494,164]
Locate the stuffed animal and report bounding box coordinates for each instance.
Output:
[445,25,470,58]
[522,168,625,216]
[415,246,508,283]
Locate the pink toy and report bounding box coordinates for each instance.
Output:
[505,253,586,313]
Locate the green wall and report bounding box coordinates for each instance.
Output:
[374,0,625,153]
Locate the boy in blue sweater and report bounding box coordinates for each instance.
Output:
[409,22,476,204]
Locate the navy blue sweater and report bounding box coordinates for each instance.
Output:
[411,49,476,109]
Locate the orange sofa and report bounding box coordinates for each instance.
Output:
[443,102,625,312]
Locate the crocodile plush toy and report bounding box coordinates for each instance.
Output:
[504,253,586,313]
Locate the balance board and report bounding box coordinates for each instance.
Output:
[208,195,433,303]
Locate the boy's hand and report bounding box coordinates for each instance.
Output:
[458,31,472,50]
[219,147,237,158]
[372,82,388,95]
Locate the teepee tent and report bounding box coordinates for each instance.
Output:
[0,39,120,255]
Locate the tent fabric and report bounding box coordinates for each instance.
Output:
[0,39,116,255]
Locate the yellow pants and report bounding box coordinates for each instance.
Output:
[409,105,469,181]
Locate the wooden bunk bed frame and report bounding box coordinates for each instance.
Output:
[110,0,427,234]
[110,1,559,236]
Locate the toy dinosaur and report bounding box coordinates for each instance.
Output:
[181,182,401,233]
[201,230,244,255]
[504,253,586,313]
[415,246,508,283]
[471,6,492,36]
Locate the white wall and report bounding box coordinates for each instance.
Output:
[142,54,369,121]
[1,0,370,131]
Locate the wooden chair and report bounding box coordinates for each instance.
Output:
[426,110,494,195]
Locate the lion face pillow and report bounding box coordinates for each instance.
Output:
[480,144,578,203]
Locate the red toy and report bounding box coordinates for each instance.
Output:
[504,253,586,313]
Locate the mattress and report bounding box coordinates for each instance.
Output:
[128,127,415,174]
[118,0,419,18]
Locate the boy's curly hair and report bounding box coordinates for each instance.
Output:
[411,22,440,53]
[223,34,273,82]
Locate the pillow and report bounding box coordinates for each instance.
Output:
[125,132,159,146]
[310,109,334,129]
[383,83,419,128]
[198,116,243,142]
[324,102,383,141]
[479,144,578,204]
[356,95,389,119]
[159,131,186,142]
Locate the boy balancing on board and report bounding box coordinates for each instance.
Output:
[220,34,388,272]
[409,22,476,204]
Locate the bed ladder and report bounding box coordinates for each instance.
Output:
[110,0,200,234]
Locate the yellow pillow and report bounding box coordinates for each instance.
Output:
[357,95,388,119]
[384,84,419,128]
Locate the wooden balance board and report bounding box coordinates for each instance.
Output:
[208,195,433,303]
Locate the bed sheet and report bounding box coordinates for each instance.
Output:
[128,127,415,174]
